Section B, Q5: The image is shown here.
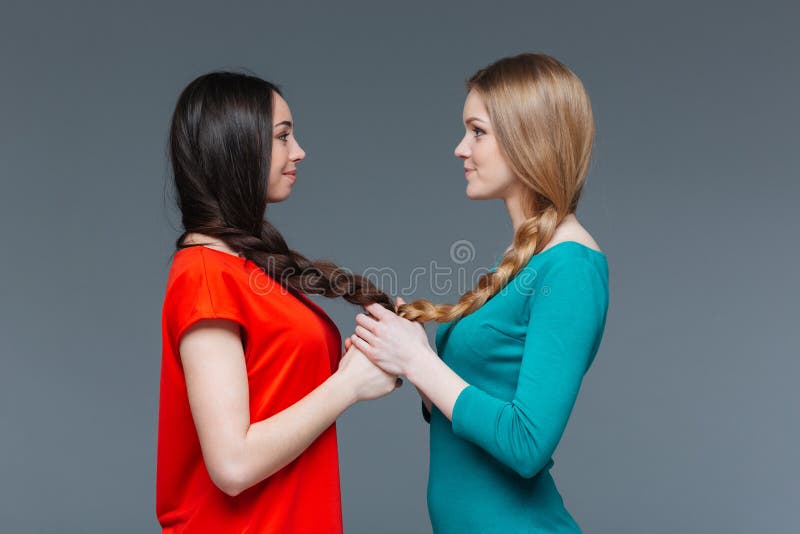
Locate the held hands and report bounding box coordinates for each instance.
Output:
[337,343,402,402]
[350,297,435,378]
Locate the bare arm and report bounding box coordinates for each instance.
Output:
[180,318,398,497]
[407,349,468,421]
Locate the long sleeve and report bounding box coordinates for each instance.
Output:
[450,257,608,478]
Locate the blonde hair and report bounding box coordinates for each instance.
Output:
[399,53,595,323]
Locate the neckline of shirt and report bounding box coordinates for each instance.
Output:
[490,241,607,273]
[536,240,606,258]
[176,243,243,259]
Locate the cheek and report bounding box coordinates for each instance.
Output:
[483,142,511,180]
[473,144,498,180]
[489,165,517,195]
[266,167,282,189]
[471,142,484,168]
[496,161,516,184]
[472,139,499,174]
[270,144,288,171]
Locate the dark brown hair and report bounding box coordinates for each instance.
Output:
[168,71,393,310]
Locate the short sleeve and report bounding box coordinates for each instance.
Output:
[450,256,609,478]
[163,251,249,356]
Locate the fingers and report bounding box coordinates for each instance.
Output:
[365,302,393,320]
[355,312,379,332]
[350,333,371,356]
[354,325,377,346]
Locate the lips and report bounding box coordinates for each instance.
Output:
[283,169,296,182]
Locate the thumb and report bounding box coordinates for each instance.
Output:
[396,296,407,305]
[344,337,352,351]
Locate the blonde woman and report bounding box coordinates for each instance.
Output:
[350,53,609,532]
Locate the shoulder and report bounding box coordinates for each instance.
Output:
[168,246,250,285]
[521,243,608,306]
[162,248,254,345]
[525,242,607,276]
[542,216,602,253]
[164,247,254,311]
[518,216,606,275]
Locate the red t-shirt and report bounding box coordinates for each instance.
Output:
[156,245,343,533]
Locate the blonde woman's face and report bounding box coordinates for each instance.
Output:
[267,93,306,203]
[454,90,520,201]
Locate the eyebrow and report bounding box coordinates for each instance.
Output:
[464,116,488,125]
[273,120,293,128]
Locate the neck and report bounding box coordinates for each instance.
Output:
[504,193,577,242]
[504,193,527,233]
[182,232,240,257]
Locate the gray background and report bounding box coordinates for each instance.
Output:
[1,1,798,532]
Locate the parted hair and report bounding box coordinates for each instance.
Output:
[168,71,393,310]
[398,53,595,323]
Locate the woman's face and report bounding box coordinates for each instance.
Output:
[454,90,521,201]
[267,93,306,203]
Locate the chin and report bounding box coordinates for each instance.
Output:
[465,185,495,200]
[266,190,292,203]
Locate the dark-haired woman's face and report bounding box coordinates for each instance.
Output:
[267,94,306,203]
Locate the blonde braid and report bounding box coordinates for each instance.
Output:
[398,205,561,323]
[398,52,594,323]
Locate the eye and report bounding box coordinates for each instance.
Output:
[472,127,486,137]
[277,132,290,142]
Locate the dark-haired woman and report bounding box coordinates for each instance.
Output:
[156,72,400,533]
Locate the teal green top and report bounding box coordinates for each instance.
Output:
[426,241,609,533]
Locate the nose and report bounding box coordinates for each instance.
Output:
[290,138,306,163]
[454,135,470,159]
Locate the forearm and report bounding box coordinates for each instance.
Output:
[416,386,432,414]
[406,349,468,421]
[229,372,356,495]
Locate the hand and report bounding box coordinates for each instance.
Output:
[350,297,434,377]
[337,344,402,402]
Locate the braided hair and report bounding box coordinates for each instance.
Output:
[398,53,595,323]
[168,71,393,310]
